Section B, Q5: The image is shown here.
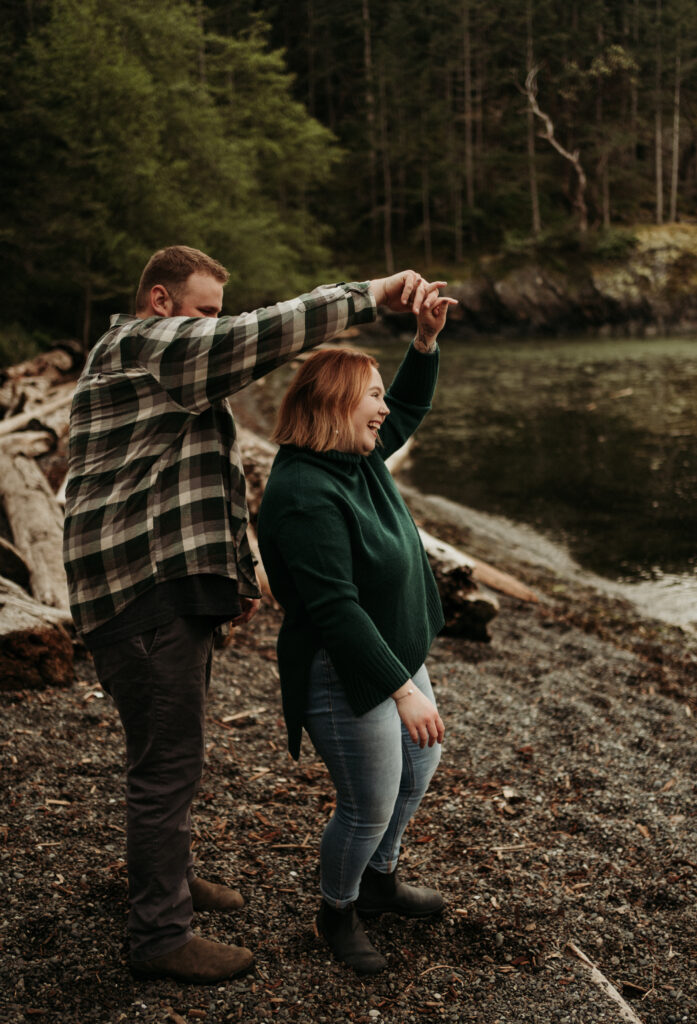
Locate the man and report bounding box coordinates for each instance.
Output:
[63,245,442,984]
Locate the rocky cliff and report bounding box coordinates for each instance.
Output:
[441,224,697,337]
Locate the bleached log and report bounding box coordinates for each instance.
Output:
[55,475,67,507]
[385,437,413,475]
[237,425,277,521]
[0,537,31,591]
[0,385,75,439]
[0,576,73,691]
[0,451,70,610]
[0,430,55,458]
[419,528,499,641]
[419,528,538,605]
[471,558,539,603]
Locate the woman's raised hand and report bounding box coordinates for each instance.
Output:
[414,291,459,353]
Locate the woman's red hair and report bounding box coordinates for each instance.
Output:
[272,347,379,452]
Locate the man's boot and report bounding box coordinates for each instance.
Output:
[190,876,245,912]
[130,936,253,983]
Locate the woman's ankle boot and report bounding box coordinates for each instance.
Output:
[316,900,387,974]
[356,864,445,918]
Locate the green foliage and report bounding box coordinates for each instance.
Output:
[0,0,338,344]
[581,228,640,262]
[500,225,639,268]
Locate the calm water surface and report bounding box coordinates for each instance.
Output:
[372,334,697,623]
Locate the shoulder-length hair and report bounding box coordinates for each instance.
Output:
[272,347,379,452]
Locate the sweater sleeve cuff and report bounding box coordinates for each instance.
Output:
[388,341,440,407]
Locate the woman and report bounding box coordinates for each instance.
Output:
[257,295,455,974]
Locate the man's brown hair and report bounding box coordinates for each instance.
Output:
[271,348,379,452]
[134,246,229,313]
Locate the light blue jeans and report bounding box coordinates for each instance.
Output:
[304,649,442,909]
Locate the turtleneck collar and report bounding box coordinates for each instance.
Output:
[281,444,363,465]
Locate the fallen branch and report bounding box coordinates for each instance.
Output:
[566,941,645,1024]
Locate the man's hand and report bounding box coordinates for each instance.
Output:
[230,596,261,626]
[369,271,446,315]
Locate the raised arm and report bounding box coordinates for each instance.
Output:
[376,290,458,458]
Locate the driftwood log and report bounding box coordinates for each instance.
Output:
[0,537,31,591]
[0,350,79,690]
[0,384,75,439]
[419,529,500,641]
[0,451,70,611]
[0,576,73,691]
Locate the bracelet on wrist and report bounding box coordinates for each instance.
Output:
[394,687,414,703]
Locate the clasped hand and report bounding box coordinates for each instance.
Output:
[370,269,459,326]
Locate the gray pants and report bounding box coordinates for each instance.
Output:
[92,616,214,961]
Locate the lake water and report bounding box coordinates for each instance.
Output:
[370,334,697,629]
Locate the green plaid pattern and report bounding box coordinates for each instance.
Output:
[63,282,376,635]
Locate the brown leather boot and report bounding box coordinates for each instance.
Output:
[130,935,254,983]
[356,864,444,918]
[190,876,245,912]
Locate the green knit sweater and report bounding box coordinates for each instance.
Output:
[257,343,444,759]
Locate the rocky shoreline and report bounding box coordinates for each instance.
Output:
[2,462,697,1023]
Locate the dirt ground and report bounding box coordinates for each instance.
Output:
[2,479,696,1024]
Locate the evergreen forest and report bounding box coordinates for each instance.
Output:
[2,0,697,348]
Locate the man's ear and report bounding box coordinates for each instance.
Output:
[150,284,173,318]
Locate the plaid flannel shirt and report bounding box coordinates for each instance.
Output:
[63,282,376,636]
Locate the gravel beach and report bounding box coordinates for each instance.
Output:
[2,478,696,1024]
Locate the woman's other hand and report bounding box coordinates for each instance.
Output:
[392,682,445,747]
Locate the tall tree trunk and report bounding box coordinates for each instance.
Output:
[463,0,475,214]
[474,41,485,196]
[196,0,207,85]
[321,24,336,131]
[669,47,681,222]
[422,154,432,266]
[306,0,316,117]
[378,66,394,273]
[596,26,610,228]
[362,0,379,245]
[526,0,541,236]
[630,0,639,158]
[445,71,464,264]
[655,0,664,224]
[82,252,92,352]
